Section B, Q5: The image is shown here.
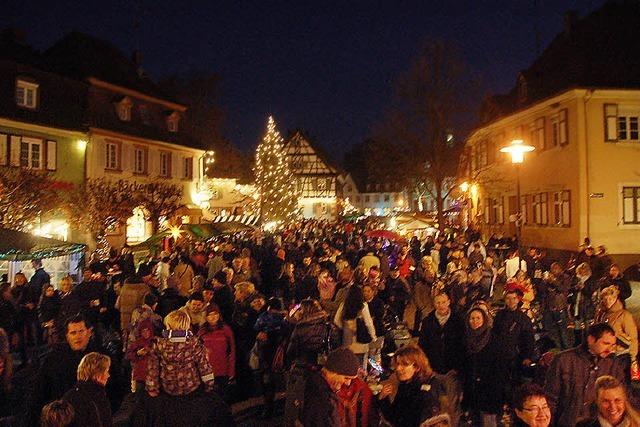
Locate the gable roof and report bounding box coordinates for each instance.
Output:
[284,131,338,175]
[479,1,640,124]
[43,31,177,103]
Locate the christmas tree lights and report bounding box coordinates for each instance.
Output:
[254,116,300,223]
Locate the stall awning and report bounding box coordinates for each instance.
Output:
[0,228,86,261]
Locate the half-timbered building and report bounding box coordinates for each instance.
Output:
[284,131,339,219]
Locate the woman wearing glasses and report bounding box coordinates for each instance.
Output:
[512,383,552,427]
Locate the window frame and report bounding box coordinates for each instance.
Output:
[159,151,172,178]
[133,146,148,175]
[19,137,44,169]
[15,79,39,109]
[551,190,571,227]
[105,140,121,171]
[183,157,193,180]
[622,186,640,225]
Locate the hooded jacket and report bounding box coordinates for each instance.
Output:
[146,333,215,396]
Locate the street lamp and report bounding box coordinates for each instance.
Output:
[500,139,535,255]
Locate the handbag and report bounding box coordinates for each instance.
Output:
[356,317,372,344]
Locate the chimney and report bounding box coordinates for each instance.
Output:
[564,10,578,35]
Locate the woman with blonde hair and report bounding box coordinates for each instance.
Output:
[146,309,215,397]
[595,285,639,380]
[378,344,447,427]
[62,352,112,426]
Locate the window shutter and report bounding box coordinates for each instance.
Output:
[46,140,57,170]
[605,104,618,142]
[10,136,21,166]
[0,134,7,166]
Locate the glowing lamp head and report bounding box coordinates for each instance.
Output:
[459,181,469,193]
[500,139,535,164]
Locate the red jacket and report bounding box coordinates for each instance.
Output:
[126,336,154,382]
[337,377,378,427]
[198,323,236,378]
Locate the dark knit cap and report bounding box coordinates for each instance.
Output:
[324,348,360,377]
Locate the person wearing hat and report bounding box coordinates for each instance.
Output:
[301,347,360,426]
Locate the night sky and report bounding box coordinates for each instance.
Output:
[3,0,606,163]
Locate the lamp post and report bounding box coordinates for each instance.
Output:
[500,139,535,256]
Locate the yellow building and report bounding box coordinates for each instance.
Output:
[463,88,640,263]
[461,3,640,265]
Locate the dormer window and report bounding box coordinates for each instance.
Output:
[16,78,38,109]
[166,111,180,132]
[114,97,132,121]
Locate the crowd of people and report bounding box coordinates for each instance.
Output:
[0,219,639,426]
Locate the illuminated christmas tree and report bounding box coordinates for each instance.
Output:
[254,116,299,223]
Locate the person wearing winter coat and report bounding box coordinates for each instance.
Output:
[38,284,61,344]
[198,304,236,397]
[334,286,376,362]
[418,292,465,375]
[172,255,195,298]
[599,264,632,302]
[114,275,149,333]
[253,297,289,418]
[337,376,379,427]
[28,314,102,425]
[284,299,340,427]
[125,319,155,392]
[62,352,112,427]
[462,306,509,426]
[55,276,82,341]
[378,344,446,427]
[544,323,627,427]
[145,309,215,397]
[595,285,639,379]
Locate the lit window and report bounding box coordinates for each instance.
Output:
[622,187,640,224]
[183,157,193,179]
[16,79,38,109]
[159,152,171,177]
[552,190,571,227]
[550,109,568,147]
[105,142,120,170]
[19,137,43,169]
[533,193,549,225]
[134,147,147,174]
[126,207,148,244]
[618,116,639,141]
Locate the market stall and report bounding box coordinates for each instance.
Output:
[0,228,86,286]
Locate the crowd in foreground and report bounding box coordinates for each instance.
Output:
[1,219,640,426]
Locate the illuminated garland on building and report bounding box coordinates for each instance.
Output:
[254,116,300,223]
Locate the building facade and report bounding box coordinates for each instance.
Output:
[284,132,339,220]
[463,88,640,261]
[341,173,407,216]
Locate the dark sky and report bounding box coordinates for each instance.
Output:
[3,0,605,162]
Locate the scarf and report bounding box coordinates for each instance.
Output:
[465,319,491,354]
[435,310,450,326]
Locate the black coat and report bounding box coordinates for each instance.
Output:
[63,380,112,427]
[462,333,509,414]
[418,311,465,375]
[492,308,535,362]
[379,376,443,427]
[286,312,338,366]
[301,370,340,427]
[27,341,102,424]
